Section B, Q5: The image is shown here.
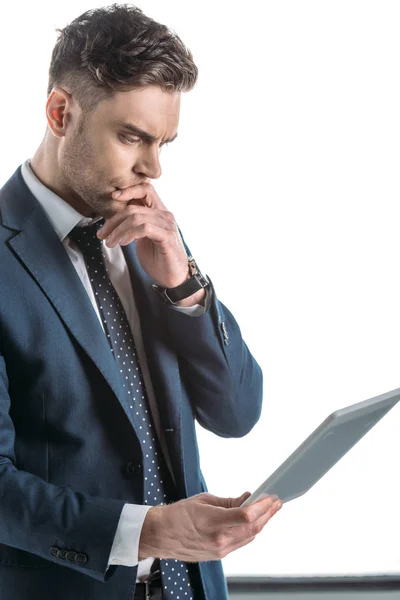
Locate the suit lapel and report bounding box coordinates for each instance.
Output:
[1,167,184,489]
[0,168,138,438]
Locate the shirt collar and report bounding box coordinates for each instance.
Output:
[20,159,103,242]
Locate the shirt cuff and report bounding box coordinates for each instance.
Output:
[170,287,212,316]
[108,503,153,567]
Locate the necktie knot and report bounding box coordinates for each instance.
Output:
[68,219,105,256]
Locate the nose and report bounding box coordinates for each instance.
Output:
[134,146,162,180]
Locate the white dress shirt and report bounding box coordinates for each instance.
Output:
[20,159,210,582]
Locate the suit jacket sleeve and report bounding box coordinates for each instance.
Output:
[158,231,263,438]
[0,352,126,583]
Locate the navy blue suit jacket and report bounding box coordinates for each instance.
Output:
[0,166,263,600]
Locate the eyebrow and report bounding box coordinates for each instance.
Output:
[116,121,178,144]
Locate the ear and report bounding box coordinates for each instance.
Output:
[45,87,74,137]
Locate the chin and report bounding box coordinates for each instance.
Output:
[99,200,126,219]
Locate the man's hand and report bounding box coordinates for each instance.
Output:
[97,183,191,290]
[138,491,283,562]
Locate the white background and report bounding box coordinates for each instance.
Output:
[1,0,400,578]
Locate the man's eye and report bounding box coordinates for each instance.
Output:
[120,135,140,145]
[119,135,169,149]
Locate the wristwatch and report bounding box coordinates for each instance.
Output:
[152,256,210,305]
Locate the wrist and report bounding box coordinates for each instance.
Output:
[175,287,206,307]
[138,506,163,560]
[161,269,190,291]
[152,257,209,306]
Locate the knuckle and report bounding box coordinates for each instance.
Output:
[241,508,253,524]
[214,533,227,551]
[132,215,145,227]
[142,222,152,234]
[251,521,263,536]
[164,210,175,222]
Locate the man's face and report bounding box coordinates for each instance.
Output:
[57,85,180,219]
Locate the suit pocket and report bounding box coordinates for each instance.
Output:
[0,543,53,569]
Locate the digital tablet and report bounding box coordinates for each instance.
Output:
[241,388,400,507]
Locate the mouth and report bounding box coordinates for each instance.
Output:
[115,181,147,191]
[116,184,136,190]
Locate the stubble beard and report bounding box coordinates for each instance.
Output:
[59,130,113,219]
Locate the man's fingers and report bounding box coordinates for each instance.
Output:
[207,494,279,527]
[113,183,151,202]
[214,503,282,559]
[210,500,282,559]
[229,500,282,542]
[104,215,176,247]
[203,491,251,509]
[97,207,175,242]
[235,491,252,505]
[113,182,168,211]
[227,497,282,528]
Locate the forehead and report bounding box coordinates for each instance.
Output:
[97,85,181,132]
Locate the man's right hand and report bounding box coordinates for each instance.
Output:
[138,491,282,562]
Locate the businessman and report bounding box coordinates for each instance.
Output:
[0,4,282,599]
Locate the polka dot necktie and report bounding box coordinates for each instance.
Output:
[68,219,196,599]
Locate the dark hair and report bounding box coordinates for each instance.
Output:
[47,3,198,115]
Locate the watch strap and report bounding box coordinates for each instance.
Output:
[152,258,209,305]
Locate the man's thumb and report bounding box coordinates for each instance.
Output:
[234,491,252,506]
[225,491,252,508]
[201,491,252,508]
[202,492,251,508]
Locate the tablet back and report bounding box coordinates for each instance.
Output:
[242,388,400,506]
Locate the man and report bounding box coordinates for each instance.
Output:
[0,4,282,599]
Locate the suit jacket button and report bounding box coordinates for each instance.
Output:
[126,461,141,475]
[58,549,68,560]
[75,553,88,564]
[49,546,59,558]
[66,551,77,561]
